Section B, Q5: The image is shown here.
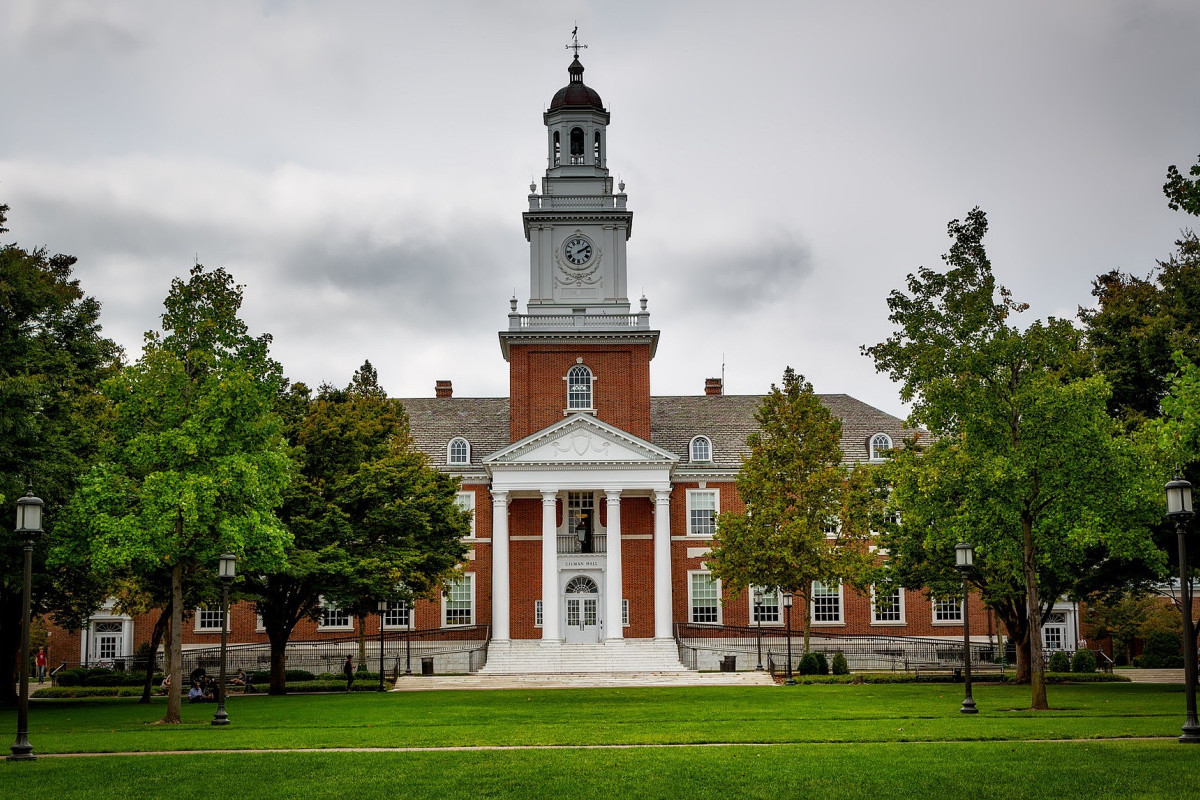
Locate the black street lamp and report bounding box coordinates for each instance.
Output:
[1165,474,1199,744]
[782,590,796,686]
[9,488,43,761]
[753,587,764,671]
[377,598,389,692]
[955,542,978,714]
[212,553,236,726]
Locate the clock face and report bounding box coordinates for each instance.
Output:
[562,235,594,266]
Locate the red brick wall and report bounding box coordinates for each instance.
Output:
[507,342,652,441]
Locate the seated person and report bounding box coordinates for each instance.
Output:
[190,666,206,685]
[231,668,248,686]
[160,674,172,691]
[187,682,206,703]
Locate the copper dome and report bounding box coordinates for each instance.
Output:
[549,57,605,111]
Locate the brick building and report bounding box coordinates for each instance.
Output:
[52,52,1071,675]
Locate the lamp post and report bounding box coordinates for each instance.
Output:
[782,590,796,686]
[753,587,764,671]
[1165,474,1199,743]
[212,553,236,726]
[955,542,978,714]
[9,488,43,761]
[575,519,587,553]
[377,598,388,692]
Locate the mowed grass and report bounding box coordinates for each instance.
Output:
[2,683,1198,798]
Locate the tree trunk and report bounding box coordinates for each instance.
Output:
[1022,513,1048,710]
[356,614,367,668]
[801,593,811,655]
[163,555,184,723]
[268,628,290,695]
[139,605,169,704]
[0,593,21,706]
[991,602,1030,683]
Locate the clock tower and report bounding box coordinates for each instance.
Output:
[500,52,659,442]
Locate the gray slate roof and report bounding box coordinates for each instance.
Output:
[400,394,911,469]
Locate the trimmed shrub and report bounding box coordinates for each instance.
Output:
[813,652,829,675]
[249,669,315,683]
[831,652,849,675]
[1071,649,1097,674]
[1136,632,1184,668]
[1048,651,1071,673]
[796,653,820,675]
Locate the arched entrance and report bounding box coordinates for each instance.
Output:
[563,575,601,643]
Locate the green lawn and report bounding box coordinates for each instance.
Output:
[2,683,1198,798]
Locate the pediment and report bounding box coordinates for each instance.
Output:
[485,413,678,466]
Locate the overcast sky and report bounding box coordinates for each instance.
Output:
[3,1,1200,419]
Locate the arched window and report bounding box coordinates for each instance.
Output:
[570,127,585,164]
[869,433,892,461]
[553,131,561,166]
[567,364,593,410]
[593,131,602,165]
[447,437,470,465]
[565,575,599,594]
[690,436,712,462]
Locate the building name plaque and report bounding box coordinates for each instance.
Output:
[561,559,602,569]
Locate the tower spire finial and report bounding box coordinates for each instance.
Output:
[566,25,587,59]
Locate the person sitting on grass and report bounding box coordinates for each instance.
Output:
[187,682,206,703]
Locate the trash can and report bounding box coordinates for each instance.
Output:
[421,657,434,676]
[720,655,737,672]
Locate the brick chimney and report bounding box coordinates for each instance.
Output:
[704,377,723,396]
[435,380,453,399]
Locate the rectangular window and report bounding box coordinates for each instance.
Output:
[932,596,963,623]
[751,586,781,624]
[811,581,842,624]
[689,572,721,624]
[196,609,225,632]
[535,600,543,628]
[444,575,474,626]
[622,599,629,627]
[456,491,476,537]
[319,600,351,630]
[871,586,904,624]
[687,489,718,537]
[383,601,410,628]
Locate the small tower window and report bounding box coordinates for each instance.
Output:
[567,364,593,410]
[690,436,712,463]
[594,131,601,165]
[448,437,471,465]
[553,132,561,167]
[869,433,892,461]
[570,127,585,165]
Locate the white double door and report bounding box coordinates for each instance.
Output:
[563,574,603,643]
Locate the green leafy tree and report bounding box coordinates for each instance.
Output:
[244,361,470,694]
[0,204,122,703]
[1084,592,1158,665]
[864,208,1162,710]
[708,368,874,652]
[58,265,293,722]
[1164,130,1200,217]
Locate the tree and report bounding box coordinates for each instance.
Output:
[707,367,874,652]
[243,361,470,694]
[1085,592,1158,664]
[0,204,122,703]
[1164,133,1200,217]
[58,265,293,722]
[864,208,1162,710]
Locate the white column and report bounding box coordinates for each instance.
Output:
[653,489,673,639]
[490,491,510,642]
[541,491,561,641]
[604,489,623,641]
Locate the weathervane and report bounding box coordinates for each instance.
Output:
[566,25,587,58]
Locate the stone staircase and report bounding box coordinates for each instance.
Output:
[391,670,776,690]
[479,639,689,675]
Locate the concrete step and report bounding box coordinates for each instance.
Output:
[392,670,777,691]
[479,639,688,675]
[1123,668,1186,683]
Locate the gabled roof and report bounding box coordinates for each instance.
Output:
[485,412,677,467]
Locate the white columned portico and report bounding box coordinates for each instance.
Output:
[490,490,510,641]
[540,491,561,640]
[653,489,673,639]
[604,489,623,641]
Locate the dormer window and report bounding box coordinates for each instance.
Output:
[690,436,712,463]
[567,364,593,410]
[448,437,470,465]
[869,433,892,461]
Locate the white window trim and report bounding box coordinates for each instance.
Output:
[442,573,475,627]
[317,598,353,631]
[810,581,844,626]
[686,488,720,538]
[689,435,713,463]
[869,432,893,462]
[688,570,722,625]
[447,437,471,466]
[194,608,229,633]
[622,598,630,627]
[382,600,411,630]
[870,585,906,625]
[749,586,783,626]
[456,490,476,538]
[564,364,596,413]
[931,596,965,625]
[534,600,543,628]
